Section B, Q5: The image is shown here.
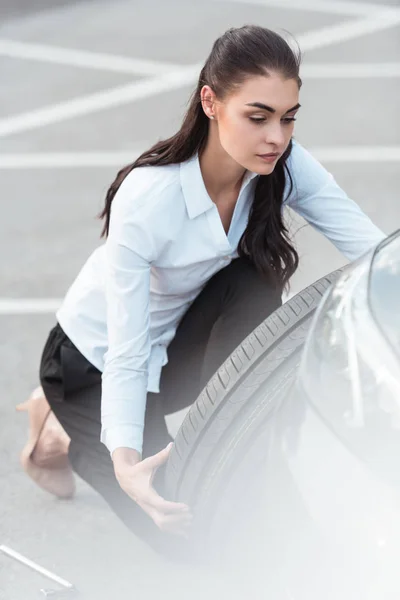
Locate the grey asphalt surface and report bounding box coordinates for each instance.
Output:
[0,1,399,599]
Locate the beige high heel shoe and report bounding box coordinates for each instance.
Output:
[16,386,76,499]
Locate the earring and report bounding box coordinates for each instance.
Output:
[209,116,215,120]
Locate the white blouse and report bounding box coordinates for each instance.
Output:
[56,140,386,456]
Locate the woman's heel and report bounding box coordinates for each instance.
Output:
[18,386,76,499]
[16,400,29,411]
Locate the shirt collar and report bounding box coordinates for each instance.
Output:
[180,152,259,220]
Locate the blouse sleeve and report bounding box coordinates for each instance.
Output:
[285,141,386,261]
[100,172,159,458]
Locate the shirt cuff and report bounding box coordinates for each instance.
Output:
[100,424,144,457]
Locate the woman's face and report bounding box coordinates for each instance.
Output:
[210,72,300,175]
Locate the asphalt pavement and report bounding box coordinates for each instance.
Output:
[0,1,399,599]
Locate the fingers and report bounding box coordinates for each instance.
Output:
[142,443,190,511]
[151,493,190,513]
[119,442,193,537]
[145,486,190,514]
[140,485,193,535]
[154,511,193,528]
[151,510,193,536]
[141,442,173,470]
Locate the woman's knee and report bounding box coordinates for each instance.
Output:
[212,256,280,290]
[217,257,282,312]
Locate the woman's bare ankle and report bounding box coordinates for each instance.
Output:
[31,412,71,466]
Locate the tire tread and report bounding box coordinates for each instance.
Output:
[166,269,344,498]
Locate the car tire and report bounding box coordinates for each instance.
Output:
[165,267,344,516]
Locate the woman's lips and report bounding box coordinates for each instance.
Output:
[257,153,279,163]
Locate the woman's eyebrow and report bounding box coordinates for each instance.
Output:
[245,102,301,114]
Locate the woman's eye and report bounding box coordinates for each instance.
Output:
[249,116,297,125]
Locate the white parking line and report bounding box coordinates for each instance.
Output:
[4,296,298,313]
[302,62,400,78]
[0,299,61,314]
[0,152,142,168]
[309,146,400,162]
[0,39,182,76]
[0,147,399,169]
[1,4,399,138]
[0,65,200,138]
[214,0,399,17]
[297,11,400,52]
[0,293,312,313]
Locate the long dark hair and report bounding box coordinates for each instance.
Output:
[98,25,302,290]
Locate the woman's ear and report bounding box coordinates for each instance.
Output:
[200,85,217,120]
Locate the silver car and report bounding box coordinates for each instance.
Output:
[165,228,400,600]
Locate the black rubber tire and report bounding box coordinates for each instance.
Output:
[165,266,345,507]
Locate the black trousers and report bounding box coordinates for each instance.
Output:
[39,257,282,557]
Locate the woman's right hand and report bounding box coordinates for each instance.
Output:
[112,443,193,537]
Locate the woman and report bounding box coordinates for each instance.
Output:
[18,25,385,554]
